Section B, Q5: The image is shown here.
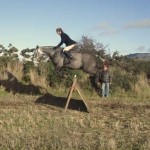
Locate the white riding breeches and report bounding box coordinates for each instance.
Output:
[63,44,76,52]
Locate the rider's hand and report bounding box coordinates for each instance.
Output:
[96,82,100,87]
[53,46,58,50]
[97,82,100,86]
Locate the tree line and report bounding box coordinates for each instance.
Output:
[0,36,150,94]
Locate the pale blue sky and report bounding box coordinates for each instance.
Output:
[0,0,150,55]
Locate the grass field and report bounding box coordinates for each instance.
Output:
[0,87,150,150]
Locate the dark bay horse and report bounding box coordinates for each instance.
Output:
[33,46,104,75]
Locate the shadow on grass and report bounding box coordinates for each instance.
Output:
[0,71,44,95]
[35,93,88,112]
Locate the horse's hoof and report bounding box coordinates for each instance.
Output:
[64,59,71,65]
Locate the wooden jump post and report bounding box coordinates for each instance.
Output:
[64,75,90,112]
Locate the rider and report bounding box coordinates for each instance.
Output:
[53,27,77,63]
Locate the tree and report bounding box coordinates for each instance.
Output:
[0,44,19,59]
[79,36,108,59]
[20,48,35,60]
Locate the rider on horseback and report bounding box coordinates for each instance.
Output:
[53,27,77,64]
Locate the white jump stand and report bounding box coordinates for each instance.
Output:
[64,75,90,112]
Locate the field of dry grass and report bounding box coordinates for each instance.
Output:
[0,89,150,150]
[0,62,150,149]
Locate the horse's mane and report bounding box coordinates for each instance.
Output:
[39,46,54,49]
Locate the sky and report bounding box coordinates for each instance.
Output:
[0,0,150,55]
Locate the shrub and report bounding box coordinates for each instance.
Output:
[22,61,35,82]
[111,69,138,92]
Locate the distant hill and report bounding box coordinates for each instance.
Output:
[126,53,150,60]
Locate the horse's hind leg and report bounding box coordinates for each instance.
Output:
[83,65,98,75]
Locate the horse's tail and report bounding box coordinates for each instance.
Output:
[95,55,105,62]
[95,55,110,68]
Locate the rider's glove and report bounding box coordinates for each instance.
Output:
[53,46,58,50]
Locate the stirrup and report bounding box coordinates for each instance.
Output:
[64,58,71,64]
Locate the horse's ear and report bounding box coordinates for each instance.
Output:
[36,45,39,49]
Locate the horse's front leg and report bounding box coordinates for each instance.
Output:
[55,65,63,78]
[54,58,65,77]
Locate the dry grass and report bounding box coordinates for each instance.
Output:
[0,91,149,150]
[0,62,48,90]
[0,62,150,149]
[6,61,23,80]
[133,74,150,99]
[29,69,48,88]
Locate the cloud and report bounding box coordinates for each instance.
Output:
[124,19,150,29]
[91,22,111,30]
[136,46,145,52]
[147,48,150,52]
[136,46,150,53]
[91,22,120,36]
[99,29,119,36]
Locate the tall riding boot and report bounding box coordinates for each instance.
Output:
[63,51,73,59]
[63,51,72,64]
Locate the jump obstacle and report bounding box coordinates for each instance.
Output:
[64,75,90,112]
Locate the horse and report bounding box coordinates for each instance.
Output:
[33,46,105,75]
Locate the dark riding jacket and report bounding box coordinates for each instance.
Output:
[57,32,76,47]
[95,70,112,83]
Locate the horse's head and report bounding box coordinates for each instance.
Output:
[33,45,44,65]
[33,45,57,65]
[33,45,44,60]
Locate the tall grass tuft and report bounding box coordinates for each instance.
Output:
[29,69,48,88]
[6,61,23,80]
[133,73,150,99]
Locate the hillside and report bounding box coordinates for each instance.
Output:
[126,53,150,60]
